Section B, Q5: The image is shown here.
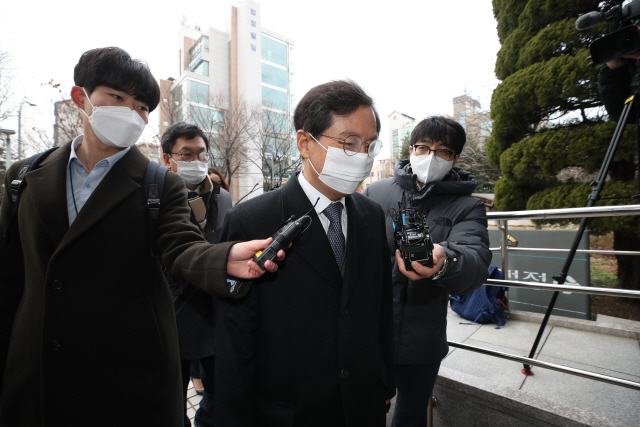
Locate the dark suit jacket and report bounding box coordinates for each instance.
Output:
[0,143,244,427]
[214,172,395,427]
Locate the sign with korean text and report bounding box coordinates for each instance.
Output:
[488,229,591,320]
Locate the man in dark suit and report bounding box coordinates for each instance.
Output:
[0,47,282,427]
[214,80,395,427]
[160,122,234,427]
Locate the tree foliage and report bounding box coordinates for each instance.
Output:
[491,0,640,291]
[400,134,411,160]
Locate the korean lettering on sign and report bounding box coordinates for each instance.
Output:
[250,8,257,52]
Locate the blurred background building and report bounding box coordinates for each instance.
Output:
[159,0,296,202]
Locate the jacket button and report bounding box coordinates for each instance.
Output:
[51,340,61,351]
[341,368,349,379]
[341,309,348,317]
[52,280,63,290]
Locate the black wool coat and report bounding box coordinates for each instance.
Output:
[0,143,242,427]
[214,172,395,427]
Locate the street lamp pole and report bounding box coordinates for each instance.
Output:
[18,99,37,161]
[1,128,17,170]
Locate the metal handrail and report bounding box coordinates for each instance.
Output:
[448,341,640,392]
[485,278,640,298]
[455,203,640,395]
[486,204,640,220]
[489,247,640,256]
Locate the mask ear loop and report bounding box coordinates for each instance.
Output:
[80,88,96,120]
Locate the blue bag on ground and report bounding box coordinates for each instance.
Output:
[450,263,508,329]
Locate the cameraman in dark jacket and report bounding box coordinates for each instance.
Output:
[364,116,491,427]
[597,26,640,121]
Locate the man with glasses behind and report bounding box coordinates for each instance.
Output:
[161,122,225,427]
[364,116,491,427]
[214,80,395,426]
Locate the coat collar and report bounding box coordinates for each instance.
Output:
[26,142,73,248]
[29,144,149,257]
[341,193,371,308]
[280,172,342,287]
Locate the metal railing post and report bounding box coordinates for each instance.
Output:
[499,219,509,278]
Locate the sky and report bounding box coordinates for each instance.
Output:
[0,0,501,160]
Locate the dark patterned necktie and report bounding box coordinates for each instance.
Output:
[323,202,345,266]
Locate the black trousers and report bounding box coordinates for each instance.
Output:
[180,355,215,427]
[391,362,441,427]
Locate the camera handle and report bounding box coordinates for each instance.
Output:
[522,67,640,376]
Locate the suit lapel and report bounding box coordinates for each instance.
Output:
[281,173,342,288]
[54,146,148,257]
[341,195,370,308]
[26,143,73,248]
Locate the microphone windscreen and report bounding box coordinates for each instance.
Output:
[576,11,603,30]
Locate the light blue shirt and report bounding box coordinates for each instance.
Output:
[66,135,130,225]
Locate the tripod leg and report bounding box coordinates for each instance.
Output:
[522,96,635,375]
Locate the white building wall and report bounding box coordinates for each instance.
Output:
[236,0,264,201]
[208,27,230,105]
[388,112,416,160]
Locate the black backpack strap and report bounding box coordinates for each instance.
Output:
[3,146,59,245]
[144,162,168,258]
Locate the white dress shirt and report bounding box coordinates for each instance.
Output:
[298,171,347,243]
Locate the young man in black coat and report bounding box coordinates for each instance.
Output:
[364,116,491,427]
[0,47,283,427]
[214,80,395,427]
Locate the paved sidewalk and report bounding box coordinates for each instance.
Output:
[185,310,640,426]
[441,308,640,426]
[185,380,202,424]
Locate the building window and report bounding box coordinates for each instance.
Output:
[481,120,493,137]
[150,153,159,158]
[262,86,288,111]
[261,63,287,89]
[190,80,209,104]
[173,81,186,107]
[163,121,169,126]
[261,35,287,67]
[163,98,168,103]
[190,105,224,132]
[459,111,466,128]
[401,125,414,141]
[262,110,289,136]
[392,129,399,149]
[193,60,209,77]
[188,36,209,72]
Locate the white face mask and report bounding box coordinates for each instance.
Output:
[80,88,146,148]
[410,153,453,184]
[308,134,374,195]
[171,158,209,185]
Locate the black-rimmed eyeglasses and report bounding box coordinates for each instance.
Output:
[412,144,455,162]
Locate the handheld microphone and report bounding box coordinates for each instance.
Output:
[253,215,312,269]
[252,198,319,269]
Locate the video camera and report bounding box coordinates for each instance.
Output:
[390,193,434,272]
[576,0,640,63]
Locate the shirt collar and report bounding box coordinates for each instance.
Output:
[68,134,131,169]
[298,171,345,216]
